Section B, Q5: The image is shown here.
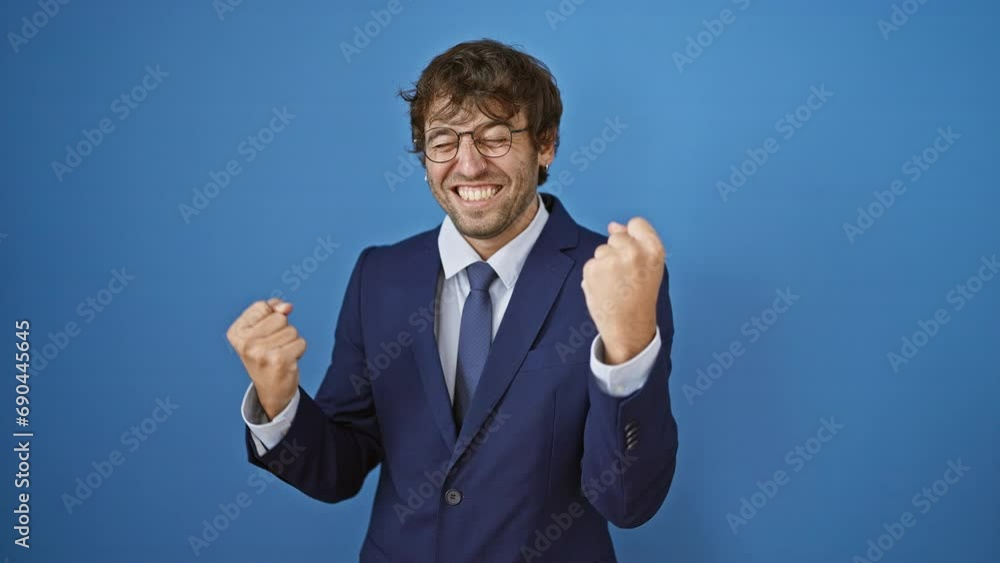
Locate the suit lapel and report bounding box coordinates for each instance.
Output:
[407,231,459,452]
[447,194,580,471]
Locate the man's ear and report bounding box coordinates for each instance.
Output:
[537,127,558,166]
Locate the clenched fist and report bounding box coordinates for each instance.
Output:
[582,217,666,365]
[226,297,307,420]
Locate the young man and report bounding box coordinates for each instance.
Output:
[226,38,678,563]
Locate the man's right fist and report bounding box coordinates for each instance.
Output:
[227,297,307,420]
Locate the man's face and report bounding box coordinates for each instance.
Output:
[423,101,553,240]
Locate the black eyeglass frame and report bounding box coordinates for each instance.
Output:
[419,123,530,163]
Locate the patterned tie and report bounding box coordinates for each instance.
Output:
[452,261,498,430]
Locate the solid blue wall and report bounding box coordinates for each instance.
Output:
[2,0,997,561]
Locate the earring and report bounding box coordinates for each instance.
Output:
[424,174,427,182]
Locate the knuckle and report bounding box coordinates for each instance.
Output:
[263,349,284,366]
[244,342,264,363]
[272,312,288,328]
[620,248,633,260]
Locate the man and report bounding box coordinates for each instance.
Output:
[226,38,678,563]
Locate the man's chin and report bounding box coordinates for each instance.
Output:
[452,218,506,240]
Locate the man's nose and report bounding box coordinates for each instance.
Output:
[453,135,488,176]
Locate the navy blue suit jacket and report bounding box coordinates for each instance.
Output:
[245,193,678,562]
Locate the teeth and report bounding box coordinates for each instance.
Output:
[456,185,499,202]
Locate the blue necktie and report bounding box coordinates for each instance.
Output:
[453,261,498,429]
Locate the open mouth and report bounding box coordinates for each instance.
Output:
[450,184,504,204]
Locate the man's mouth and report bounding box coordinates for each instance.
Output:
[451,184,503,203]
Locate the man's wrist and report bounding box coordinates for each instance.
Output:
[602,323,656,365]
[258,386,296,421]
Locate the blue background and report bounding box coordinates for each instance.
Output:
[2,0,997,561]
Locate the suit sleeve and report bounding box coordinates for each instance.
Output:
[243,246,383,503]
[243,384,300,455]
[581,263,678,528]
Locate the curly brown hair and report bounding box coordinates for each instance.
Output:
[399,38,563,185]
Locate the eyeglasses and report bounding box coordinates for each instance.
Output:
[421,122,529,163]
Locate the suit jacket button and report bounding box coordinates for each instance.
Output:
[445,489,463,505]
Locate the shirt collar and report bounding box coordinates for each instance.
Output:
[438,193,550,289]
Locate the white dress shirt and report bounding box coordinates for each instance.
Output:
[243,194,662,455]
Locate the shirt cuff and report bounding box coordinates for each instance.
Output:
[241,383,300,456]
[589,327,661,397]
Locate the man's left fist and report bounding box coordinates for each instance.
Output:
[581,217,666,365]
